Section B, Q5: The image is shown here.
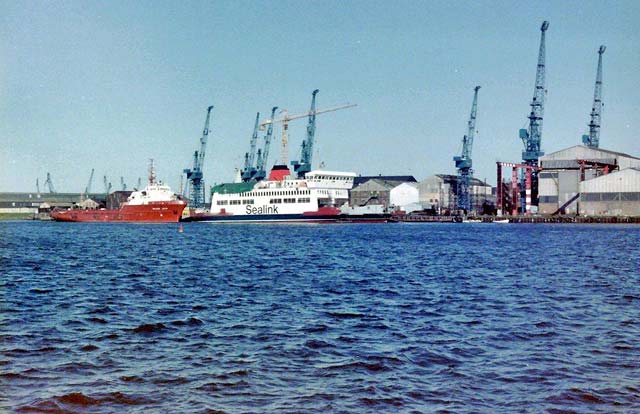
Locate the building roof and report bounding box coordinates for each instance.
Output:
[541,145,640,161]
[353,175,417,187]
[351,179,397,192]
[432,174,490,187]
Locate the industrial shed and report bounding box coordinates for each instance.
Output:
[349,179,396,208]
[579,168,640,216]
[416,174,492,214]
[538,145,640,215]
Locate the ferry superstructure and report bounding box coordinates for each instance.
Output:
[184,168,356,223]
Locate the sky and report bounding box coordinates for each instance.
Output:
[1,0,639,193]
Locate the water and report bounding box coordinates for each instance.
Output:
[1,222,639,413]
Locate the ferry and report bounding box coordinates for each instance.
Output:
[183,166,356,223]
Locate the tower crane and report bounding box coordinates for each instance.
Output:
[259,90,357,179]
[453,86,480,214]
[44,173,56,194]
[582,45,606,148]
[84,168,95,199]
[241,112,261,181]
[519,20,549,207]
[254,106,278,181]
[183,105,214,209]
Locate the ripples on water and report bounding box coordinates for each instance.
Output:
[0,222,639,413]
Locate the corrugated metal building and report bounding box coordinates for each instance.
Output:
[579,168,640,216]
[538,145,640,214]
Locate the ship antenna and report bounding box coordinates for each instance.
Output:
[149,158,156,185]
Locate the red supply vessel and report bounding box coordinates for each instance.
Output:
[51,162,186,223]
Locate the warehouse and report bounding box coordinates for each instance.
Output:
[538,145,640,214]
[579,168,640,216]
[416,174,492,214]
[349,176,416,208]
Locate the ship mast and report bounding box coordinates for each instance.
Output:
[149,159,156,185]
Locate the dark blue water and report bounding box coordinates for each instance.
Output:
[1,222,639,413]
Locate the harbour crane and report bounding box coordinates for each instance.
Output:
[120,177,127,191]
[44,173,56,194]
[519,20,549,208]
[136,177,142,190]
[36,178,40,195]
[582,45,606,148]
[184,105,214,209]
[254,106,278,181]
[293,89,319,178]
[241,112,261,181]
[453,86,480,214]
[103,175,112,195]
[84,168,95,199]
[259,90,356,178]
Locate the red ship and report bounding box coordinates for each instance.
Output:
[51,163,186,223]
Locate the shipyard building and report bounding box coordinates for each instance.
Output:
[538,145,640,215]
[349,174,493,214]
[416,175,493,214]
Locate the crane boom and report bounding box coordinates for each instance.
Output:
[518,21,549,209]
[254,106,278,181]
[183,105,214,209]
[45,173,56,193]
[241,112,261,181]
[84,168,95,198]
[454,86,481,213]
[103,175,112,195]
[582,45,605,148]
[259,103,357,128]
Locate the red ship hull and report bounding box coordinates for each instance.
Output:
[51,202,186,223]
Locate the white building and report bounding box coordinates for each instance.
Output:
[538,145,640,215]
[579,168,640,216]
[389,182,420,212]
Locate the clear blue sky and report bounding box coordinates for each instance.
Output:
[1,0,638,192]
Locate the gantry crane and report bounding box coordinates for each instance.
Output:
[259,90,356,179]
[184,105,214,209]
[453,86,480,214]
[519,20,549,208]
[44,173,56,194]
[241,112,261,181]
[582,45,606,149]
